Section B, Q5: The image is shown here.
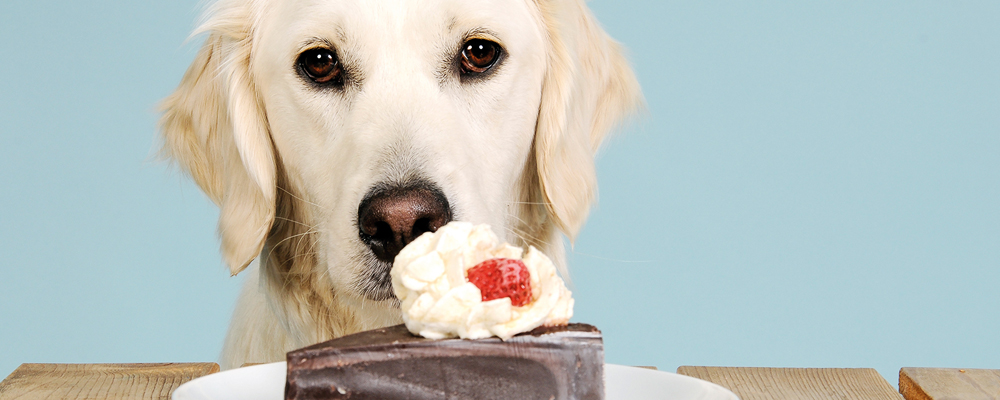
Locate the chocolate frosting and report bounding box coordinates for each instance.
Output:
[286,323,604,400]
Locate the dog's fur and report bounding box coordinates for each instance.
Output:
[160,0,641,369]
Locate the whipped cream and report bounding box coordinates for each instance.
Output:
[390,222,573,340]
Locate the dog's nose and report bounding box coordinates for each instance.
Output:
[358,184,453,263]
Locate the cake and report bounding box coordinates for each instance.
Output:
[286,222,602,399]
[285,323,604,399]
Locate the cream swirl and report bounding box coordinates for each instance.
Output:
[390,222,573,340]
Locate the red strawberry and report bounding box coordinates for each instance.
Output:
[466,258,533,306]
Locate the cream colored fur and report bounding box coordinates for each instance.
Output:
[160,0,641,369]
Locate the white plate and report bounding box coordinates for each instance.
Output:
[173,362,738,400]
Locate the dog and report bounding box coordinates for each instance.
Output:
[160,0,641,369]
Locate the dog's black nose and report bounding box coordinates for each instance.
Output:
[358,184,453,263]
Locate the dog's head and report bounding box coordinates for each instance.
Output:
[161,0,640,313]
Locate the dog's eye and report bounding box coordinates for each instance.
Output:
[460,39,502,75]
[297,48,343,85]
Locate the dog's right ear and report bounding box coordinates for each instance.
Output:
[160,28,277,276]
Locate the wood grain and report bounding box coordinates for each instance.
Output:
[677,366,902,400]
[899,367,1000,400]
[0,363,219,400]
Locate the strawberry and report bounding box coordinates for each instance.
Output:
[466,258,533,306]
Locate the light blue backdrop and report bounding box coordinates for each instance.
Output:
[2,1,997,386]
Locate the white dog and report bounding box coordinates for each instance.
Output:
[160,0,641,369]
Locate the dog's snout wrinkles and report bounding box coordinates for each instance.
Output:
[358,185,452,263]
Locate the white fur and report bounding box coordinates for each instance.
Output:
[160,0,641,369]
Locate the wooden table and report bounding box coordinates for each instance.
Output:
[678,366,902,399]
[0,363,218,400]
[898,368,1000,400]
[676,366,1000,400]
[2,363,998,399]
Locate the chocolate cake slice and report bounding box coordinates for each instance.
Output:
[285,323,604,400]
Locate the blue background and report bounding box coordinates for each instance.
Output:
[2,0,998,387]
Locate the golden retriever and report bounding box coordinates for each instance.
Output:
[160,0,641,369]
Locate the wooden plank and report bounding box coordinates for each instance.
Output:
[0,363,219,400]
[677,366,902,400]
[899,367,1000,400]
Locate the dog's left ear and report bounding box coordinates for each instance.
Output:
[159,4,277,276]
[534,0,644,239]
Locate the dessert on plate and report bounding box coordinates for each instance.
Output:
[285,222,603,399]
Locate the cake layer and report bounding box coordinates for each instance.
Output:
[286,323,604,400]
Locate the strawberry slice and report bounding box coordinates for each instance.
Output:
[466,258,533,306]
